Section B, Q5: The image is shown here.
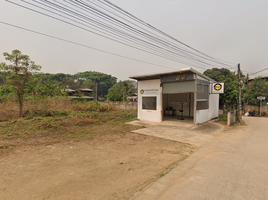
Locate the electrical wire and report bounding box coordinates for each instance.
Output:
[8,0,235,69]
[6,0,212,70]
[5,0,238,71]
[99,0,237,66]
[0,20,175,70]
[34,0,220,68]
[249,68,268,76]
[66,0,229,66]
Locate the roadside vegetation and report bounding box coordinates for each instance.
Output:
[0,49,138,153]
[0,96,137,150]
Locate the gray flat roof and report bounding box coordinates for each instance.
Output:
[77,88,94,92]
[129,67,216,82]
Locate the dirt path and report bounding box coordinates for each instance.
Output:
[0,132,197,200]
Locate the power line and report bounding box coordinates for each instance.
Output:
[6,0,210,70]
[99,0,237,66]
[249,68,268,76]
[67,0,231,66]
[35,0,218,68]
[5,0,237,70]
[0,20,175,70]
[59,0,237,68]
[9,0,236,69]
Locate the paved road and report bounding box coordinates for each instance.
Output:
[132,117,268,200]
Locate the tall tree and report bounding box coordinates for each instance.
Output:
[74,71,117,99]
[246,77,268,105]
[107,84,124,101]
[0,50,41,116]
[107,80,137,101]
[204,68,239,109]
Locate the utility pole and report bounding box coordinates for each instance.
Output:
[247,73,249,104]
[238,63,242,123]
[96,82,98,100]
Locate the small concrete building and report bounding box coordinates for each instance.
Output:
[127,93,138,102]
[129,68,219,124]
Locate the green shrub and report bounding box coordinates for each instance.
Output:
[219,114,227,121]
[72,101,115,112]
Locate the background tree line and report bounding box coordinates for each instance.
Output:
[0,50,137,103]
[1,50,267,117]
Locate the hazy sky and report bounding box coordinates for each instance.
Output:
[1,0,268,81]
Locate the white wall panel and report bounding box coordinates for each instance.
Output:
[196,109,209,124]
[138,79,162,122]
[209,94,219,119]
[163,81,195,94]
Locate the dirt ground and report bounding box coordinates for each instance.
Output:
[0,130,198,200]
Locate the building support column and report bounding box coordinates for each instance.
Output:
[193,75,197,125]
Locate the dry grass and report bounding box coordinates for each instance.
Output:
[0,96,138,154]
[0,96,118,121]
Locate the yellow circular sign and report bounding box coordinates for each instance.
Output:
[140,89,144,94]
[214,84,222,91]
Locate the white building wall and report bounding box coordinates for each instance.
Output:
[196,109,209,124]
[196,93,219,124]
[136,78,219,124]
[209,94,219,119]
[138,79,162,122]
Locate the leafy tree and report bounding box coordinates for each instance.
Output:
[0,72,8,85]
[107,84,125,101]
[204,68,239,109]
[82,79,96,90]
[63,77,82,89]
[30,71,117,99]
[245,77,268,105]
[107,80,137,101]
[37,81,64,97]
[118,80,137,95]
[74,71,117,99]
[0,84,13,101]
[50,73,68,82]
[0,50,41,116]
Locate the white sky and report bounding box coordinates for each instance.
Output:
[0,0,268,81]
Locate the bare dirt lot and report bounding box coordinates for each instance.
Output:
[0,127,197,200]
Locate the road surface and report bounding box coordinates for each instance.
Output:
[133,117,268,200]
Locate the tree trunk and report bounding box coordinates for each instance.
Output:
[18,91,23,117]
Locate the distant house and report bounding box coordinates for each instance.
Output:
[248,76,268,84]
[127,93,138,102]
[65,88,76,96]
[76,88,94,96]
[65,88,94,102]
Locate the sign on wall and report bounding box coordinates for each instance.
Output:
[140,89,159,95]
[211,83,224,94]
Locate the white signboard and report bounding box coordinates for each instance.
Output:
[211,83,224,94]
[140,89,159,95]
[257,96,266,100]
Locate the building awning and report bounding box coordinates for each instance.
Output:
[129,67,215,82]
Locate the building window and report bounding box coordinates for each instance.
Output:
[197,101,208,110]
[142,97,157,110]
[197,84,209,100]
